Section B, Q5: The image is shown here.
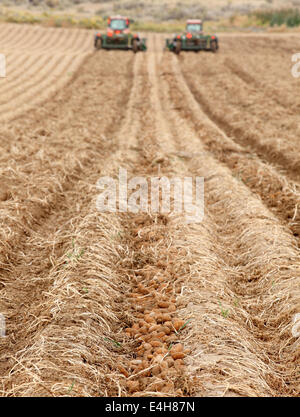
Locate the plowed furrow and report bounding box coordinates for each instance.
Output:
[0,50,135,394]
[163,53,300,243]
[0,25,92,123]
[0,24,16,45]
[0,53,52,103]
[179,58,300,181]
[12,27,56,53]
[0,24,32,50]
[157,47,300,395]
[0,29,299,398]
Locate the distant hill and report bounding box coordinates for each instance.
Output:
[5,1,300,22]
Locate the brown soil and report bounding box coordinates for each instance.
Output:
[0,26,299,397]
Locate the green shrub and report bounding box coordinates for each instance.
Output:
[253,8,300,27]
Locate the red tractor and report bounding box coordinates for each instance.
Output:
[94,16,147,52]
[166,19,219,54]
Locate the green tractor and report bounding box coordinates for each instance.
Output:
[166,19,219,54]
[94,15,147,52]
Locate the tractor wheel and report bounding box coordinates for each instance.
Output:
[175,41,181,55]
[95,37,102,50]
[211,40,217,53]
[133,39,139,53]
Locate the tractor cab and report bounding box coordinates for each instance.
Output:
[107,16,130,36]
[186,20,203,34]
